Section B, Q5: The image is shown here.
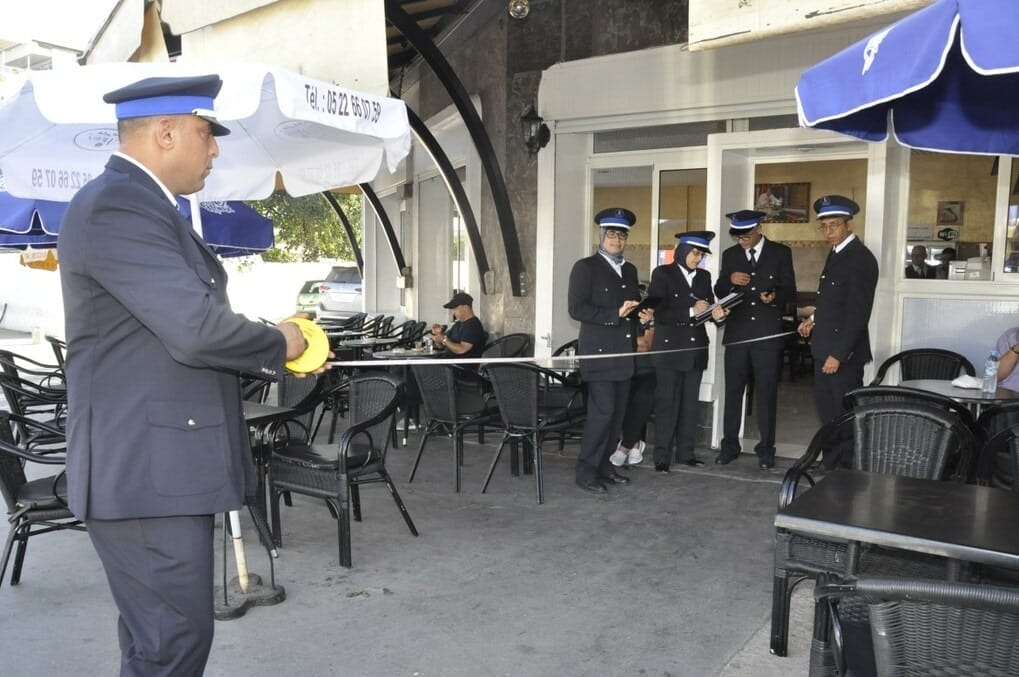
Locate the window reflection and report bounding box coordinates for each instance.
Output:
[1005,158,1019,274]
[906,150,996,280]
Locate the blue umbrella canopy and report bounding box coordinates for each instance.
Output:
[796,0,1019,155]
[0,170,272,256]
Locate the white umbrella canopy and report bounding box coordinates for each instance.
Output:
[0,61,411,201]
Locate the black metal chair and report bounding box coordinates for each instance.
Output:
[483,332,533,358]
[481,362,585,504]
[0,350,67,448]
[0,412,83,589]
[44,335,66,368]
[770,401,978,658]
[975,402,1019,488]
[408,363,499,492]
[268,374,415,568]
[815,576,1019,677]
[869,348,975,385]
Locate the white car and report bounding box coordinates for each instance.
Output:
[318,265,363,316]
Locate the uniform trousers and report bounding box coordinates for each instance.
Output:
[719,339,783,462]
[88,514,216,677]
[653,368,702,465]
[576,378,630,482]
[812,356,865,469]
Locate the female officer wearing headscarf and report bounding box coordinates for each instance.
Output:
[648,231,728,472]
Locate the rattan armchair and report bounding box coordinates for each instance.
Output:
[0,412,83,589]
[268,374,415,568]
[869,347,975,385]
[771,401,978,657]
[815,576,1019,677]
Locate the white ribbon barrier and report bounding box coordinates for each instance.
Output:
[325,330,798,370]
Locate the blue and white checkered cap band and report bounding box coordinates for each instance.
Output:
[679,235,711,248]
[598,216,632,229]
[816,205,852,218]
[114,95,216,120]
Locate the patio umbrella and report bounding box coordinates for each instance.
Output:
[18,249,58,271]
[0,172,274,257]
[795,0,1019,155]
[0,61,411,202]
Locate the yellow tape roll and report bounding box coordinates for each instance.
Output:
[284,318,330,373]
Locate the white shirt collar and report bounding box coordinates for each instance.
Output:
[834,232,857,254]
[113,151,180,208]
[747,238,765,260]
[597,250,625,276]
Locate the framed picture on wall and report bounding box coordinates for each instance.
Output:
[936,200,964,226]
[753,182,810,223]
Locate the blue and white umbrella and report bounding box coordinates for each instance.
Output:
[796,0,1019,155]
[1,170,273,256]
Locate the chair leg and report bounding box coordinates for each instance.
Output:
[481,436,510,494]
[408,425,436,483]
[335,475,352,568]
[0,524,21,589]
[532,433,544,504]
[453,431,462,493]
[770,570,792,656]
[351,483,362,522]
[269,486,284,548]
[379,468,418,536]
[10,527,29,585]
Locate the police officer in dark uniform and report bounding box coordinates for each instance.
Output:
[649,231,727,472]
[714,210,796,469]
[568,207,651,493]
[797,195,878,469]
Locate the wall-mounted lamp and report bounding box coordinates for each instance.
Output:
[508,0,530,19]
[521,105,550,154]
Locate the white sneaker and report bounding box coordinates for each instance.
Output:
[627,440,646,465]
[609,445,628,467]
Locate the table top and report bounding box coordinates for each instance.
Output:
[242,401,296,426]
[336,337,400,348]
[371,347,440,360]
[775,469,1019,569]
[900,378,1019,405]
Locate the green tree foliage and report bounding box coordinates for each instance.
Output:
[246,190,362,262]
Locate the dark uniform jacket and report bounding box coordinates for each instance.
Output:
[58,155,287,521]
[811,236,879,364]
[648,263,714,372]
[714,238,796,345]
[567,253,641,382]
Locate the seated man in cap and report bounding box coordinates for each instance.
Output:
[431,291,488,359]
[58,74,314,675]
[797,195,878,469]
[714,209,796,469]
[648,230,728,472]
[568,207,653,494]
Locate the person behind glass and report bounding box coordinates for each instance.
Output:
[57,75,317,676]
[568,207,652,494]
[797,195,878,470]
[935,247,957,279]
[714,209,796,469]
[649,231,728,473]
[431,291,487,358]
[905,244,936,279]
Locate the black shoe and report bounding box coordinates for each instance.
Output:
[715,453,737,466]
[576,478,608,494]
[654,463,670,473]
[601,471,631,485]
[680,458,705,467]
[758,457,775,469]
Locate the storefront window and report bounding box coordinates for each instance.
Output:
[657,169,706,268]
[1004,158,1019,274]
[905,151,997,281]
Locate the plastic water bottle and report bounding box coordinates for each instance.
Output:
[564,345,578,371]
[423,335,434,352]
[982,349,1000,396]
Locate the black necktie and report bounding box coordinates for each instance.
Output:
[748,249,757,270]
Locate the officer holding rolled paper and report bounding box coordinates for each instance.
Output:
[714,210,796,469]
[648,231,728,473]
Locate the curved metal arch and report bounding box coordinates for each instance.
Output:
[321,191,364,276]
[404,104,492,294]
[358,183,408,276]
[386,0,526,296]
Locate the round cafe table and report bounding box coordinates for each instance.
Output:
[899,379,1019,416]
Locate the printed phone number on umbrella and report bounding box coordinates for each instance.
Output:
[30,168,93,190]
[303,84,382,124]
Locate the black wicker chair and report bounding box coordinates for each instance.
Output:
[869,348,975,385]
[770,401,978,658]
[483,332,533,358]
[268,374,414,568]
[481,362,585,504]
[815,576,1019,677]
[408,363,499,492]
[0,412,83,589]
